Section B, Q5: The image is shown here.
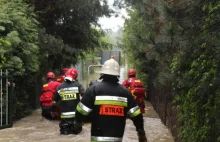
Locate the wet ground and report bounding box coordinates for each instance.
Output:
[0,101,174,142]
[0,66,174,142]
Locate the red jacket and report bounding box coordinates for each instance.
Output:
[122,77,142,88]
[40,81,60,106]
[122,78,131,88]
[122,77,146,113]
[56,75,65,83]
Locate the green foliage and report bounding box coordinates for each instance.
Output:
[123,1,178,90]
[123,0,220,141]
[0,0,39,75]
[0,38,11,68]
[170,0,220,141]
[123,9,149,88]
[0,0,117,121]
[32,0,114,70]
[38,28,73,69]
[0,0,40,119]
[81,28,114,66]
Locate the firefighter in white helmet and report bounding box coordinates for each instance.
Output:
[75,58,147,142]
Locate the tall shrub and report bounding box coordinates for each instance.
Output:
[0,0,39,118]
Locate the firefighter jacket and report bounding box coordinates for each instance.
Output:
[122,78,130,88]
[40,81,60,106]
[76,80,145,142]
[122,77,143,88]
[56,75,65,83]
[54,81,85,119]
[122,77,146,113]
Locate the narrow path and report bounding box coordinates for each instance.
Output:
[0,66,174,142]
[143,101,174,142]
[0,101,174,142]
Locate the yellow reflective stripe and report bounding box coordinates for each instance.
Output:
[78,102,92,113]
[76,103,92,116]
[96,96,127,102]
[127,106,139,115]
[60,112,75,118]
[94,100,127,107]
[134,80,140,82]
[60,115,75,118]
[128,106,141,117]
[59,91,77,100]
[61,112,75,115]
[60,114,75,118]
[130,109,141,118]
[60,90,78,93]
[43,84,48,87]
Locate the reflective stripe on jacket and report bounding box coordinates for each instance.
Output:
[54,81,85,118]
[76,80,142,139]
[91,136,122,142]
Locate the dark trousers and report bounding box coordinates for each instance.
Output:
[59,118,75,135]
[41,106,55,120]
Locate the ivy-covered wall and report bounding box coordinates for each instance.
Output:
[122,0,220,141]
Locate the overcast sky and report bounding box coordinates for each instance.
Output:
[98,0,128,32]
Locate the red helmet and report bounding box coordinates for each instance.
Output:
[65,68,78,81]
[128,69,136,77]
[62,68,68,74]
[47,72,55,79]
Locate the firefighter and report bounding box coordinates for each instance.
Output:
[55,67,69,118]
[122,69,146,113]
[56,68,68,83]
[75,58,147,142]
[83,79,100,123]
[53,68,85,135]
[40,72,60,120]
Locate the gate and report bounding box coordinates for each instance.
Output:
[0,69,13,129]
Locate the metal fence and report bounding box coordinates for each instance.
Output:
[0,69,13,129]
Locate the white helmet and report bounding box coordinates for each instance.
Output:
[100,58,120,76]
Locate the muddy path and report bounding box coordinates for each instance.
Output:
[0,101,174,142]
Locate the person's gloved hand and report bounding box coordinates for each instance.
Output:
[73,121,82,134]
[138,130,147,142]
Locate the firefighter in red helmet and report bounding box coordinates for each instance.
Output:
[56,68,69,83]
[53,68,85,135]
[122,69,136,88]
[56,68,69,118]
[122,69,146,113]
[40,72,60,120]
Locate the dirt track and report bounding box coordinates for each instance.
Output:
[0,101,174,142]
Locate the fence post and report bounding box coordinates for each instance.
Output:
[0,69,13,129]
